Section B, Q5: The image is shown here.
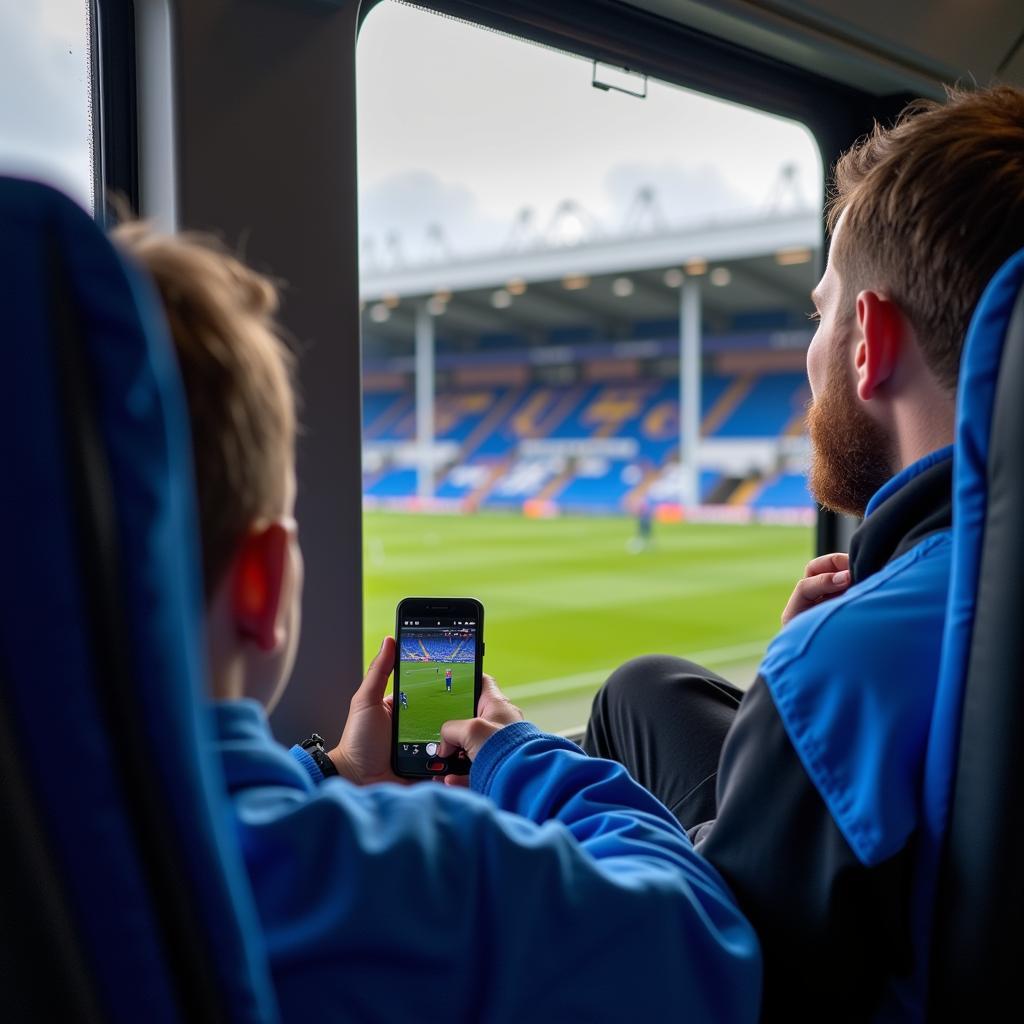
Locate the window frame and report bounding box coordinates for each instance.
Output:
[91,0,140,223]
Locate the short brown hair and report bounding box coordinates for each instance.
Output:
[828,84,1024,391]
[115,223,296,597]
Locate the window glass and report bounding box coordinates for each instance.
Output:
[0,1,94,210]
[358,1,822,733]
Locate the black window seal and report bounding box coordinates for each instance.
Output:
[91,0,140,224]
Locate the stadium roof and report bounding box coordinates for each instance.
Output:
[360,211,822,342]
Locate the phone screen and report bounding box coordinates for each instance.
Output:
[393,602,481,776]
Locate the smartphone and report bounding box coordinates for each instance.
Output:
[391,597,484,778]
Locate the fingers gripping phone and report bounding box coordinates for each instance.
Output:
[392,598,484,779]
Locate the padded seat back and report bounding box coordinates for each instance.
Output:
[923,248,1024,1014]
[0,178,277,1022]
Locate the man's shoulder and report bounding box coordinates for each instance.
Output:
[764,528,952,680]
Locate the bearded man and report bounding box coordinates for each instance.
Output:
[583,84,1024,1021]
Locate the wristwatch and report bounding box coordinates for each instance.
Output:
[298,733,339,778]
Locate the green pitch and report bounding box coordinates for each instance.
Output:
[365,513,812,733]
[396,661,476,742]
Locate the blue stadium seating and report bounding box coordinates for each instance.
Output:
[557,460,635,509]
[366,467,418,498]
[363,390,402,436]
[712,373,808,438]
[364,369,814,513]
[401,633,475,662]
[700,470,722,501]
[751,473,816,508]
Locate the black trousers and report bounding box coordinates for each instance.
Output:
[582,655,744,832]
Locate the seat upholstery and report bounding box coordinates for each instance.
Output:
[924,248,1024,1013]
[0,177,277,1022]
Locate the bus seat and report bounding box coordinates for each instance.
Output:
[0,177,278,1022]
[923,246,1024,1014]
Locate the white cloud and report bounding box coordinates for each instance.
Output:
[603,161,755,229]
[357,2,823,261]
[360,170,505,263]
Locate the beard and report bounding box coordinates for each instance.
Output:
[806,347,894,517]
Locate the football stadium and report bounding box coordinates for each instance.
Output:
[396,632,476,743]
[362,206,821,732]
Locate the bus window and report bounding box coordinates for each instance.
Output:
[358,1,823,734]
[0,1,94,210]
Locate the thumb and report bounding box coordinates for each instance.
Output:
[352,636,395,708]
[440,717,494,761]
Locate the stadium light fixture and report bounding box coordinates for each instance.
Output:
[491,288,512,309]
[612,277,635,298]
[507,278,527,296]
[369,302,391,323]
[383,293,400,309]
[775,247,813,266]
[685,259,708,276]
[710,267,732,287]
[663,268,685,288]
[562,274,590,291]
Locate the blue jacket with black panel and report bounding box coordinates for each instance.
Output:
[695,446,954,1021]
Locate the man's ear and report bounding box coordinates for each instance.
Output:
[231,523,289,651]
[854,290,902,402]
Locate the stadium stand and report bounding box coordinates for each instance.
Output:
[712,372,809,438]
[363,361,813,517]
[750,472,816,509]
[365,467,418,498]
[401,634,475,663]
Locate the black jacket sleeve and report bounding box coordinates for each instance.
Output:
[697,678,915,1022]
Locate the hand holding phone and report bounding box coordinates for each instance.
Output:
[392,598,484,779]
[438,674,524,764]
[327,636,411,787]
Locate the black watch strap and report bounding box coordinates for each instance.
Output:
[299,733,339,779]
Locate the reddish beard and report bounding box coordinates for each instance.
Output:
[806,347,894,517]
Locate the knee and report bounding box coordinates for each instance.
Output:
[599,654,697,707]
[598,653,731,712]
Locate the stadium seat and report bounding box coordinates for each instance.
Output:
[711,372,807,438]
[363,370,813,512]
[924,247,1024,1014]
[0,178,277,1021]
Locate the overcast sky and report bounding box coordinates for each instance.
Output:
[0,0,92,207]
[358,2,822,262]
[0,0,822,257]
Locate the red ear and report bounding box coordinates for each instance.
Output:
[855,290,901,402]
[232,525,288,651]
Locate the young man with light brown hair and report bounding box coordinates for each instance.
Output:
[584,83,1024,1020]
[112,224,762,1022]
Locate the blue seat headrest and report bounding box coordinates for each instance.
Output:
[0,177,277,1022]
[924,246,1024,1011]
[925,248,1024,832]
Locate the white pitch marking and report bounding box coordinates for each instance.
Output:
[503,639,769,700]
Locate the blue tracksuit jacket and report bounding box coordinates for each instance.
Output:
[697,446,954,1021]
[213,703,761,1022]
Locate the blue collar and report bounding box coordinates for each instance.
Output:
[865,445,954,518]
